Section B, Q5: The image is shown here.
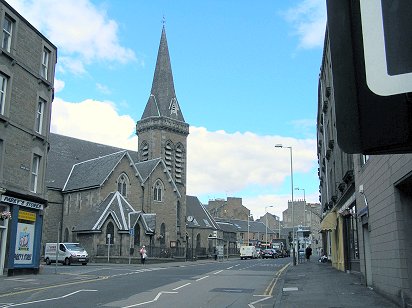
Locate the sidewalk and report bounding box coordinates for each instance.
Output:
[274,260,399,307]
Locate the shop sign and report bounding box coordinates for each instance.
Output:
[18,210,36,222]
[1,195,43,210]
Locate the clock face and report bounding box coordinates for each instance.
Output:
[187,216,194,222]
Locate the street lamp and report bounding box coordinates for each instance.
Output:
[295,187,306,227]
[265,205,274,248]
[275,144,296,266]
[247,214,252,246]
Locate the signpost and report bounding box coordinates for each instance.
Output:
[326,0,412,154]
[360,0,412,96]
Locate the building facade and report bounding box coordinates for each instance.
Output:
[206,197,250,221]
[0,0,57,275]
[318,26,412,306]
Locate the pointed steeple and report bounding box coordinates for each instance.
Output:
[141,26,185,122]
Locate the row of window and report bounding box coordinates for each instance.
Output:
[0,139,41,193]
[0,71,48,134]
[2,14,51,80]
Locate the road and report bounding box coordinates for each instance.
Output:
[0,257,290,307]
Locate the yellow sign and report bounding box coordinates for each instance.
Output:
[18,210,36,222]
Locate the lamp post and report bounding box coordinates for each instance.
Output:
[275,144,296,266]
[247,214,250,246]
[277,216,281,239]
[265,205,273,248]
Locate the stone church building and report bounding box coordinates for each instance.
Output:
[42,26,199,260]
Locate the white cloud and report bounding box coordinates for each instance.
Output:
[50,98,138,150]
[7,0,136,74]
[96,83,111,95]
[54,79,65,93]
[187,127,317,195]
[283,0,327,49]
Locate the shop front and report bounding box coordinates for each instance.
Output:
[0,195,44,276]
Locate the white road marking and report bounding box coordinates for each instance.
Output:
[122,291,178,307]
[213,270,223,275]
[226,266,233,269]
[195,275,209,281]
[248,296,272,308]
[1,290,97,307]
[172,283,191,291]
[283,287,298,291]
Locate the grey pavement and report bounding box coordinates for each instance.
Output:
[274,259,399,308]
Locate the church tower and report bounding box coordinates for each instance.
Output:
[136,26,189,191]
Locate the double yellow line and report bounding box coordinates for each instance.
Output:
[264,262,290,296]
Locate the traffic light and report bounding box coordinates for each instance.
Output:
[326,0,412,154]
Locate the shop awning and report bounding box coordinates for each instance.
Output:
[320,211,337,230]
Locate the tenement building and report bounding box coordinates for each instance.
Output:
[318,26,412,307]
[0,0,57,275]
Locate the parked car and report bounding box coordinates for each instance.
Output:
[255,247,263,258]
[261,249,277,259]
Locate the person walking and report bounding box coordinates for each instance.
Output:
[305,245,312,262]
[140,245,147,265]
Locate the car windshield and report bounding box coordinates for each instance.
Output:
[65,244,84,251]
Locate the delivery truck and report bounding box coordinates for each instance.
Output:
[44,243,89,266]
[240,245,258,259]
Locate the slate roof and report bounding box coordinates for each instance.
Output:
[141,26,185,122]
[74,191,136,232]
[216,221,238,233]
[129,212,156,235]
[186,195,219,230]
[135,158,182,198]
[135,158,162,182]
[215,218,275,234]
[63,151,140,192]
[47,133,137,190]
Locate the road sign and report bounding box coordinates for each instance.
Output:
[326,0,412,154]
[360,0,412,96]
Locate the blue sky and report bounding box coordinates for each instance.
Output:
[9,0,327,220]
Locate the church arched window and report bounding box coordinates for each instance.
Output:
[133,223,141,246]
[106,221,114,244]
[164,141,173,174]
[153,180,163,202]
[140,141,149,161]
[160,223,166,246]
[175,143,184,184]
[64,228,69,242]
[117,173,129,197]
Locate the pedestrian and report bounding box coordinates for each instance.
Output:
[305,245,312,262]
[140,245,147,265]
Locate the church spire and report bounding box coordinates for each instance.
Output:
[141,26,185,122]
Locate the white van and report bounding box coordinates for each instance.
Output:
[240,245,258,259]
[44,243,89,266]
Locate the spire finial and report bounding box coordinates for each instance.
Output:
[162,15,166,27]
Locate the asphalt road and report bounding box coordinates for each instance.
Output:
[0,257,290,307]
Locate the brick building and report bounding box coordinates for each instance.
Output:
[0,0,57,275]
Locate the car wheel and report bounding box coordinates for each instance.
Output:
[45,258,51,265]
[64,258,70,266]
[82,263,87,266]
